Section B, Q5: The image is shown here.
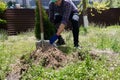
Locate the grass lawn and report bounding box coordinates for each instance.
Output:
[0,25,120,80]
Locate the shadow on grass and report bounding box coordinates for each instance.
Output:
[58,46,73,54]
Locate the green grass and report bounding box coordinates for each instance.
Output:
[22,54,120,80]
[0,25,120,80]
[0,30,36,79]
[79,25,120,53]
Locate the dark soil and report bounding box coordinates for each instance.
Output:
[30,45,68,68]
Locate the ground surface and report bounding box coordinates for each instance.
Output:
[6,44,69,80]
[6,43,120,80]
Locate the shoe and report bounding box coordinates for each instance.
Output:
[75,46,82,50]
[56,36,65,46]
[74,45,82,50]
[56,40,65,46]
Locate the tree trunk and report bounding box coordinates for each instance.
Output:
[38,0,44,47]
[82,0,89,27]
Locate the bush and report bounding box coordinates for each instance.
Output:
[35,0,55,40]
[0,1,7,14]
[0,19,6,24]
[7,1,16,8]
[109,0,120,8]
[0,1,7,29]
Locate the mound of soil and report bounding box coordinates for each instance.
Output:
[6,44,69,80]
[30,44,68,68]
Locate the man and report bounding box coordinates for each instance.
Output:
[49,0,80,48]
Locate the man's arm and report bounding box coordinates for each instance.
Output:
[56,23,65,36]
[56,3,72,36]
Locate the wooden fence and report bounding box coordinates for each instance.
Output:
[87,8,120,26]
[3,8,120,35]
[5,9,35,35]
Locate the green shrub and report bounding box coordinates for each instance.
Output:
[7,1,16,8]
[109,0,120,8]
[0,1,7,28]
[35,0,55,40]
[0,18,6,24]
[0,1,7,14]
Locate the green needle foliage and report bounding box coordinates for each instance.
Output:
[35,0,55,40]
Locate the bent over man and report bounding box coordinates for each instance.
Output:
[49,0,80,48]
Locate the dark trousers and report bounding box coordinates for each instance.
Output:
[54,13,79,46]
[71,19,79,46]
[69,11,80,46]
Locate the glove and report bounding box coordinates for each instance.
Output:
[72,14,79,21]
[49,35,59,44]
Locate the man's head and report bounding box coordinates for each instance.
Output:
[51,0,62,6]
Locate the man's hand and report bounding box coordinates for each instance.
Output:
[49,35,59,44]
